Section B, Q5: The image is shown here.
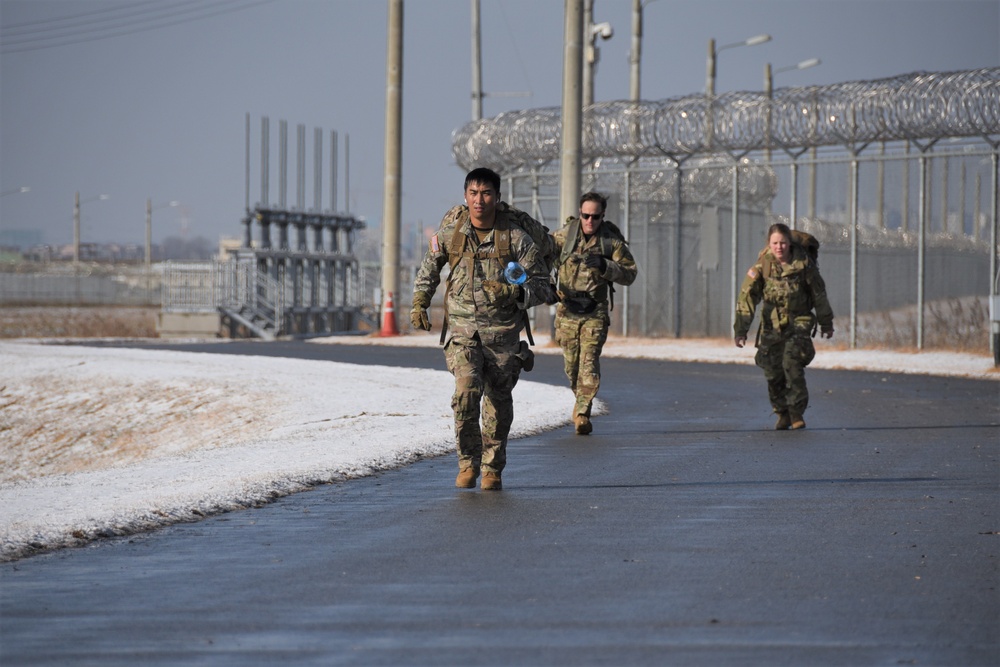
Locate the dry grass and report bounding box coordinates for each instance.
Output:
[0,306,158,339]
[849,296,990,353]
[0,368,275,484]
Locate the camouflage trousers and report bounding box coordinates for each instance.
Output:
[555,308,609,418]
[755,325,816,416]
[443,333,523,475]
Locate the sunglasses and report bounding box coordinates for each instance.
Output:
[580,213,604,220]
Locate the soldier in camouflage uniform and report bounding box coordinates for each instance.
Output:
[551,192,637,435]
[734,223,834,430]
[411,168,555,491]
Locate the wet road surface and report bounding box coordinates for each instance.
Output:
[2,342,998,665]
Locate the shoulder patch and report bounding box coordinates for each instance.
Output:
[747,267,758,279]
[430,234,440,253]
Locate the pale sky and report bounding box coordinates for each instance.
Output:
[1,0,997,250]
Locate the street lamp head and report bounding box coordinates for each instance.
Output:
[773,58,822,77]
[716,33,772,55]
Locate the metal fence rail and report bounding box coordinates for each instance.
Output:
[0,265,158,306]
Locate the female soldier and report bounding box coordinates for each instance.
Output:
[734,223,834,430]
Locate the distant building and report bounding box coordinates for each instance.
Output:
[0,229,43,250]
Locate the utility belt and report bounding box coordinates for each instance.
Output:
[559,286,607,315]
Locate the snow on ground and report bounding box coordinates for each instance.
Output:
[1,335,995,561]
[0,341,575,561]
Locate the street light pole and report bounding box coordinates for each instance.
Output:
[705,33,771,150]
[146,198,180,270]
[73,191,109,265]
[74,192,80,264]
[764,57,820,161]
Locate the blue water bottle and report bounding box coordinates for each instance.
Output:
[504,261,527,285]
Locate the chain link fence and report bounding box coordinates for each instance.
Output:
[503,145,995,352]
[0,264,159,307]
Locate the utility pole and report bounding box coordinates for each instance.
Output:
[73,191,81,265]
[559,0,583,224]
[381,0,403,335]
[629,0,642,102]
[471,0,482,120]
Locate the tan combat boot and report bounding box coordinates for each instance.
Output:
[789,412,806,430]
[574,414,592,435]
[481,471,502,491]
[455,467,480,488]
[774,412,791,430]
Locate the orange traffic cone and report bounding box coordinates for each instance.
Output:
[380,291,399,337]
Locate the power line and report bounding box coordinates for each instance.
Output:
[1,0,203,34]
[0,0,276,54]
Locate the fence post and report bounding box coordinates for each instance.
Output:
[849,154,859,349]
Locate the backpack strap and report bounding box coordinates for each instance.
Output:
[559,216,581,266]
[440,220,468,344]
[599,229,617,312]
[759,248,776,280]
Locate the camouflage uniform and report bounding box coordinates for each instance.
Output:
[413,204,553,477]
[734,243,834,419]
[551,218,637,421]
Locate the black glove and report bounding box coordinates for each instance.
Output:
[583,254,606,272]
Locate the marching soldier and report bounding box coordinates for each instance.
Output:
[734,222,834,430]
[550,192,637,435]
[411,168,554,490]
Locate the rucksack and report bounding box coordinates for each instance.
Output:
[442,202,555,276]
[759,229,819,279]
[558,216,627,266]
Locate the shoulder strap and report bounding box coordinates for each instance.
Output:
[599,230,612,259]
[757,247,775,280]
[560,217,581,265]
[447,215,466,273]
[494,215,511,264]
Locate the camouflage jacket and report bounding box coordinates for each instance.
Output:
[413,204,553,345]
[734,244,834,338]
[551,217,637,316]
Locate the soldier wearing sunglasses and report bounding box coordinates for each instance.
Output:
[550,192,638,435]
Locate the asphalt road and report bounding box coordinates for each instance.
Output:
[2,341,998,666]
